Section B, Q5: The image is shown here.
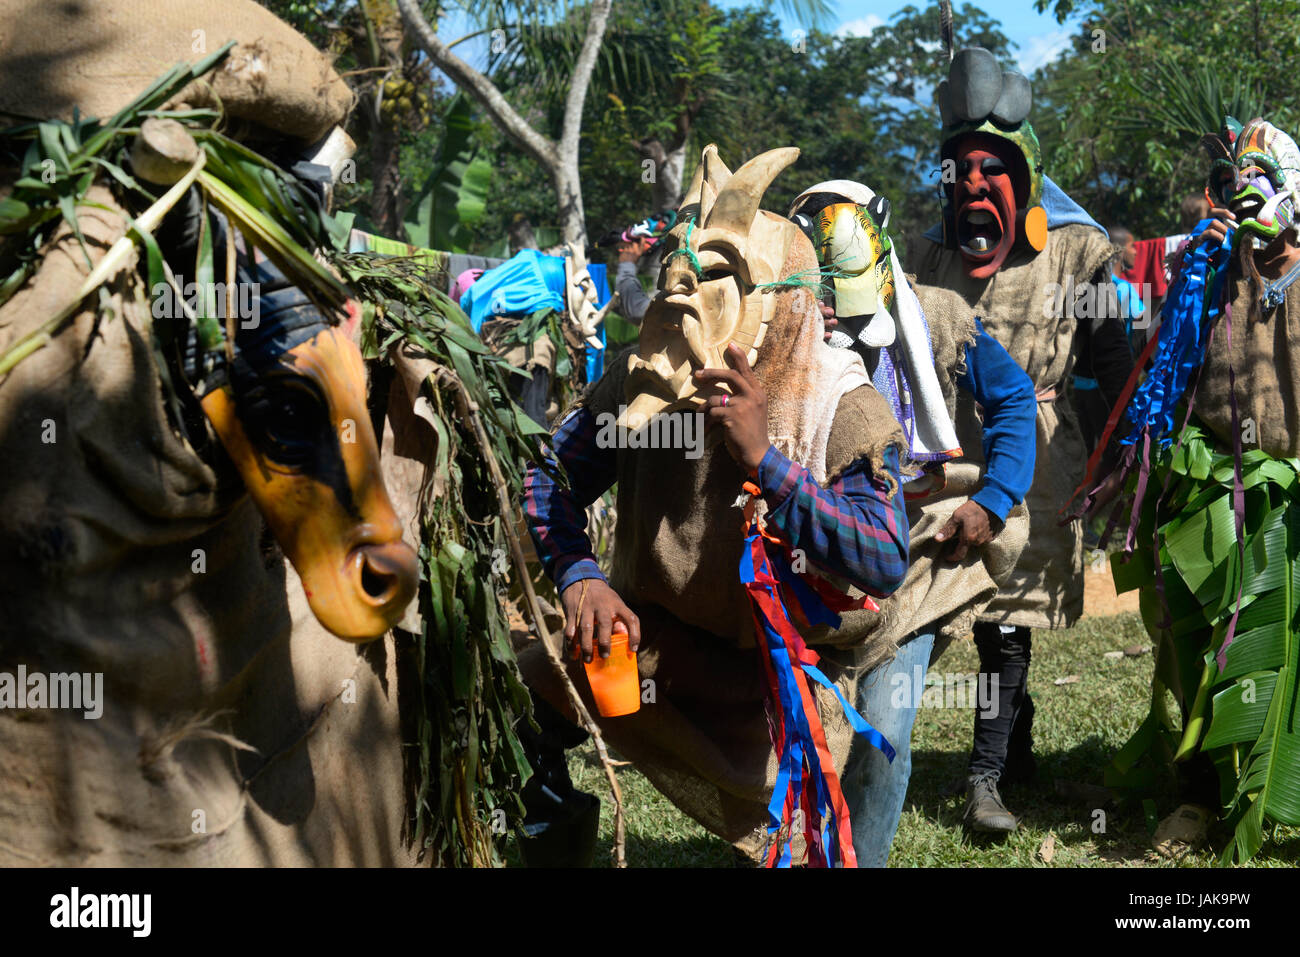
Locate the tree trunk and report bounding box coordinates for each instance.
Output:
[396,0,610,253]
[508,214,538,251]
[362,0,406,237]
[656,142,687,212]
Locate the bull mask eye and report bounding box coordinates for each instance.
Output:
[703,267,731,283]
[239,374,331,468]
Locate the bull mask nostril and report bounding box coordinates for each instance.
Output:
[360,557,396,602]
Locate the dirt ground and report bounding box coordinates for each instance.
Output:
[1082,551,1141,617]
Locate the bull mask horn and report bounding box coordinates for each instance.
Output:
[704,147,802,234]
[681,143,733,220]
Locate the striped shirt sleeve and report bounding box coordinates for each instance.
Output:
[756,443,909,598]
[523,406,616,594]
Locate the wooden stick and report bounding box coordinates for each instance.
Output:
[434,366,627,868]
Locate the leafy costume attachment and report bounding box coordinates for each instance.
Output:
[1087,117,1300,864]
[0,28,543,866]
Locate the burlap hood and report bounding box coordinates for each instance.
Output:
[0,0,353,143]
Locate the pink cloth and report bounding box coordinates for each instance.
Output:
[451,268,484,302]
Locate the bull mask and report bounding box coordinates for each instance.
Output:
[201,321,417,642]
[619,144,801,428]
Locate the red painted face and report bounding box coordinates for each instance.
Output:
[953,135,1020,279]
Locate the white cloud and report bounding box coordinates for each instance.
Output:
[1016,27,1073,74]
[836,14,884,38]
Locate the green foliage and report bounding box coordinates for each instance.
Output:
[337,251,551,866]
[1033,0,1300,236]
[404,93,493,251]
[471,2,1014,258]
[1108,422,1300,864]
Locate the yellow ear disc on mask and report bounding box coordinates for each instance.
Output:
[1022,205,1047,252]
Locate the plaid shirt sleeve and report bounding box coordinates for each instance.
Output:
[523,406,617,593]
[756,443,909,598]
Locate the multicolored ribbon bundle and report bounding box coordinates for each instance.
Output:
[736,482,895,868]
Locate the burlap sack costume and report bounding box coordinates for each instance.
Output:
[0,188,417,865]
[906,225,1115,629]
[521,212,1026,846]
[831,280,1030,664]
[0,0,353,140]
[0,3,422,866]
[1195,274,1300,458]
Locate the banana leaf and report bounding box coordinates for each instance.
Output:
[1111,425,1300,864]
[403,93,491,253]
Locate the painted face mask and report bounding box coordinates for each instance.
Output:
[202,323,417,641]
[1204,116,1300,249]
[619,145,801,428]
[789,181,895,347]
[188,232,417,643]
[950,136,1021,278]
[936,47,1047,278]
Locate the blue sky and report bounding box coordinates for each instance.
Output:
[713,0,1085,74]
[437,1,1085,83]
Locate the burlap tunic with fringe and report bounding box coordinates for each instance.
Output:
[520,269,1029,847]
[0,7,419,866]
[1195,274,1300,459]
[846,281,1032,662]
[906,225,1116,630]
[520,357,905,844]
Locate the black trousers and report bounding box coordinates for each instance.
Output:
[970,622,1034,776]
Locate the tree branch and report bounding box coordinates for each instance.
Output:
[395,0,558,171]
[558,0,614,164]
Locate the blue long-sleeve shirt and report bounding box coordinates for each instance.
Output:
[524,406,909,599]
[957,319,1038,521]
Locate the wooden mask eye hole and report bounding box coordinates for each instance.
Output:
[239,375,330,468]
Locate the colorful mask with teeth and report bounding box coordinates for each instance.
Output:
[937,47,1047,278]
[1203,116,1300,249]
[619,144,802,428]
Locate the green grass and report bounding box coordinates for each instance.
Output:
[509,612,1300,867]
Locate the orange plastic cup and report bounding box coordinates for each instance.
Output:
[582,620,641,717]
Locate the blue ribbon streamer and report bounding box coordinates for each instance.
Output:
[1121,220,1234,450]
[740,523,894,867]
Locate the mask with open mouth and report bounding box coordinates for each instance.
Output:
[1204,116,1300,250]
[936,47,1047,278]
[950,136,1020,279]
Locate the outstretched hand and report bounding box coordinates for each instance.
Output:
[694,343,771,473]
[935,499,996,563]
